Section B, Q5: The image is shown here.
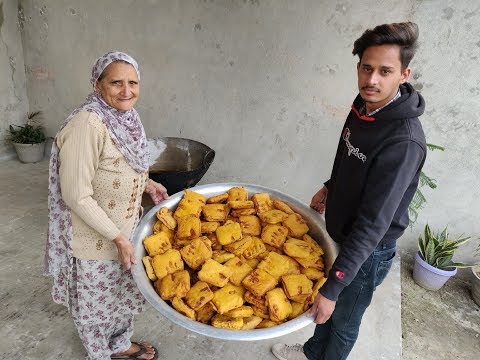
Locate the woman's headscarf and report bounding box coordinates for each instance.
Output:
[44,52,149,306]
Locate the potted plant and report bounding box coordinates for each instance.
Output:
[413,224,475,291]
[408,143,445,225]
[5,111,47,163]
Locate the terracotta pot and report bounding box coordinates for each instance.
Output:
[413,252,457,291]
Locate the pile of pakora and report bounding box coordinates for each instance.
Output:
[142,187,327,330]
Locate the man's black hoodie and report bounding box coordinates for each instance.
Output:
[320,83,426,301]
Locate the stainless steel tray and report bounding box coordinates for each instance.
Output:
[131,182,338,341]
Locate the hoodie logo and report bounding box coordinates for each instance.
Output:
[342,128,367,163]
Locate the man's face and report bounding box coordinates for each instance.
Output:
[357,44,410,113]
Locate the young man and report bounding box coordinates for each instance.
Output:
[272,22,426,360]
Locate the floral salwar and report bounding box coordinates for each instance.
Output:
[54,258,145,359]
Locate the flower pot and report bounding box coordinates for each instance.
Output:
[413,252,457,291]
[13,142,46,163]
[471,265,480,307]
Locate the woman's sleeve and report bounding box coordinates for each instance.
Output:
[58,112,121,241]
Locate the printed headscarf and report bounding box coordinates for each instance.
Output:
[44,52,148,302]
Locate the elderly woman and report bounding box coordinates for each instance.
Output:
[44,51,166,360]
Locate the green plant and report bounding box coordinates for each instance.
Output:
[5,111,46,144]
[408,143,445,224]
[418,224,477,270]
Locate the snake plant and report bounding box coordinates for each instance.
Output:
[418,224,474,269]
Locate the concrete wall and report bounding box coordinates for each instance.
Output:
[410,1,480,262]
[17,0,480,260]
[0,0,29,159]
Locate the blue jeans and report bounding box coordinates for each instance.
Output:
[303,241,396,360]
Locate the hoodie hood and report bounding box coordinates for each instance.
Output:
[352,82,425,123]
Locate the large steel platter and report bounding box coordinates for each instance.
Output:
[131,182,338,341]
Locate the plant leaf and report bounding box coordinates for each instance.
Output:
[426,143,445,151]
[450,237,471,249]
[418,233,427,258]
[434,248,455,259]
[425,224,431,240]
[451,262,480,268]
[408,207,418,226]
[27,111,42,120]
[435,256,453,269]
[411,189,426,208]
[425,236,436,264]
[438,227,448,242]
[419,172,437,189]
[407,143,444,223]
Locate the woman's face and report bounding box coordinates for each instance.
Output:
[95,61,139,111]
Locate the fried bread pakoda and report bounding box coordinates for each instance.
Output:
[142,187,329,330]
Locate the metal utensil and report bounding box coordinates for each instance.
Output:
[131,182,338,341]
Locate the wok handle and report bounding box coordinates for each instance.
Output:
[203,149,215,168]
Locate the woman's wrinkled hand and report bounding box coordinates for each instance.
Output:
[113,233,136,270]
[145,179,169,205]
[310,186,328,214]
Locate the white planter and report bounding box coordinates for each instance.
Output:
[13,142,46,163]
[413,252,457,291]
[472,265,480,307]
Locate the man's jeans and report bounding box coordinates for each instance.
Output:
[303,241,397,360]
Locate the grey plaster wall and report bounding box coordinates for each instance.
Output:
[0,0,29,159]
[18,0,480,259]
[410,1,480,262]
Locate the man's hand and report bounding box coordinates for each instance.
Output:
[145,179,169,205]
[113,233,136,270]
[308,292,336,324]
[310,186,328,214]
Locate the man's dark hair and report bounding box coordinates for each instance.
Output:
[352,22,419,70]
